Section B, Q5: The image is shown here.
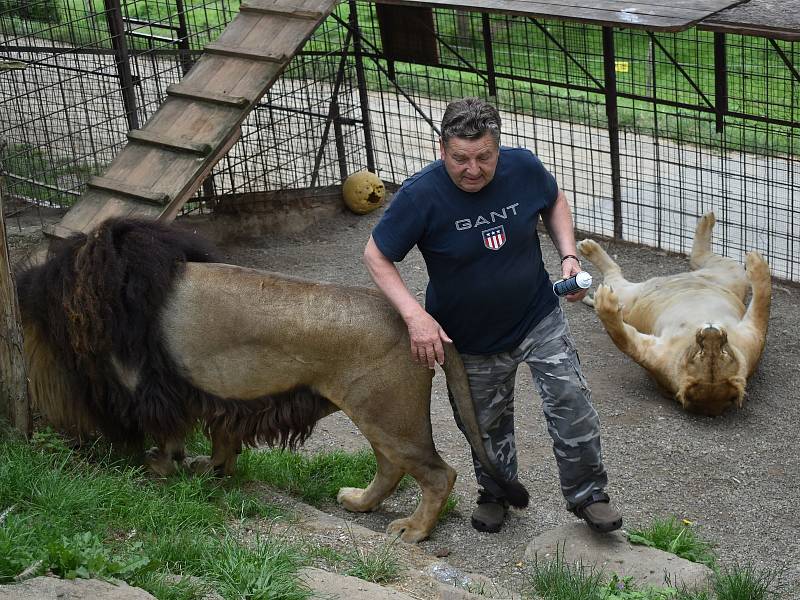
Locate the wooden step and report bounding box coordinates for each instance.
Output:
[127,129,213,156]
[87,176,171,205]
[204,43,287,62]
[239,1,324,19]
[42,222,81,241]
[166,83,249,108]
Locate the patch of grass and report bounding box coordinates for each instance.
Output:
[438,494,458,520]
[627,517,716,569]
[238,448,380,505]
[0,433,309,599]
[713,562,783,600]
[342,536,401,584]
[527,547,606,599]
[201,536,311,600]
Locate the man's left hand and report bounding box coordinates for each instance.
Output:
[561,256,588,302]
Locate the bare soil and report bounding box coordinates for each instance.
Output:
[6,201,799,597]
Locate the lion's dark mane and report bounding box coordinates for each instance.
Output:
[16,218,330,450]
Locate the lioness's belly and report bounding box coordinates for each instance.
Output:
[159,263,411,400]
[624,280,746,335]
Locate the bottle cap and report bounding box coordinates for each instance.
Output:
[575,271,592,289]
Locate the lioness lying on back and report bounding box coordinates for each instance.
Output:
[578,213,771,416]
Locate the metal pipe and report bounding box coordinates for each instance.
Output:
[602,26,623,240]
[349,0,376,173]
[103,0,139,130]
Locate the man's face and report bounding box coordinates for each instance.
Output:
[439,132,500,193]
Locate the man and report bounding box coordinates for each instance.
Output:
[363,97,622,534]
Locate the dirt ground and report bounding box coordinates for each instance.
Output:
[5,200,799,597]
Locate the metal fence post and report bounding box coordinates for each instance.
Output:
[104,0,140,131]
[602,26,623,240]
[349,0,376,174]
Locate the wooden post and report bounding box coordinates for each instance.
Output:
[0,179,31,437]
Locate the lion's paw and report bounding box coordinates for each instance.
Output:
[144,446,179,477]
[183,455,216,476]
[337,487,373,512]
[594,284,622,320]
[387,517,429,543]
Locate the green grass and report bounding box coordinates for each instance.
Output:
[712,563,783,600]
[525,518,784,600]
[0,427,425,597]
[627,517,717,569]
[0,430,311,598]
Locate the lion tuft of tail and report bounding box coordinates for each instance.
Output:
[442,345,530,508]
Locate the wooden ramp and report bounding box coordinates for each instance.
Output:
[46,0,338,241]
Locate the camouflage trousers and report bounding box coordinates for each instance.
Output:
[448,305,608,509]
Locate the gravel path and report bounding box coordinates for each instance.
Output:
[214,204,800,598]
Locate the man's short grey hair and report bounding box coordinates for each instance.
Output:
[440,97,501,146]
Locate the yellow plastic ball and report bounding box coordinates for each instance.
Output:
[342,170,386,215]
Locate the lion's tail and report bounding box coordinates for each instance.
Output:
[442,344,529,509]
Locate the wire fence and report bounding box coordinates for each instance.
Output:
[1,0,798,281]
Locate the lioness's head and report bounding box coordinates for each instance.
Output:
[676,325,746,416]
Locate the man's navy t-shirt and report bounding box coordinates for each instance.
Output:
[372,147,559,355]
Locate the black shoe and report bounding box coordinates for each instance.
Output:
[471,498,508,533]
[571,491,622,533]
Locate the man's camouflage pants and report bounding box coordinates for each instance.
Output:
[448,305,608,509]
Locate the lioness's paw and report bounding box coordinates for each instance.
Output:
[387,517,429,543]
[745,252,771,286]
[577,239,601,261]
[594,284,622,319]
[697,212,716,232]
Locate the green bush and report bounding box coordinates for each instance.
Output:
[0,0,61,23]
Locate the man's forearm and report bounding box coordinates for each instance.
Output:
[542,190,579,259]
[364,236,426,323]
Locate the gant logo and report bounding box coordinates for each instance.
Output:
[454,203,520,231]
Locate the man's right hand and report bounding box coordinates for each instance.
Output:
[405,310,453,369]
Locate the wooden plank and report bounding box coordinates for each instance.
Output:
[88,176,171,205]
[240,1,324,19]
[166,84,250,108]
[0,184,31,437]
[205,43,287,62]
[42,222,81,240]
[127,129,214,156]
[372,0,747,30]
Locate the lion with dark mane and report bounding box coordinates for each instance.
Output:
[16,218,527,542]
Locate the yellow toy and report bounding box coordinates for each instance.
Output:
[342,170,385,215]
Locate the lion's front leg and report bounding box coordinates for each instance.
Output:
[185,424,242,476]
[578,239,622,278]
[145,438,187,477]
[594,285,657,368]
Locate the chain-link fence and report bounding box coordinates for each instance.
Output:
[1,1,798,280]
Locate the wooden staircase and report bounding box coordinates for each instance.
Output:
[46,0,338,241]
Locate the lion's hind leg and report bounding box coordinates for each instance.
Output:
[689,212,716,269]
[384,449,456,543]
[341,393,456,543]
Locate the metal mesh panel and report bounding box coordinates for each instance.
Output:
[1,1,798,281]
